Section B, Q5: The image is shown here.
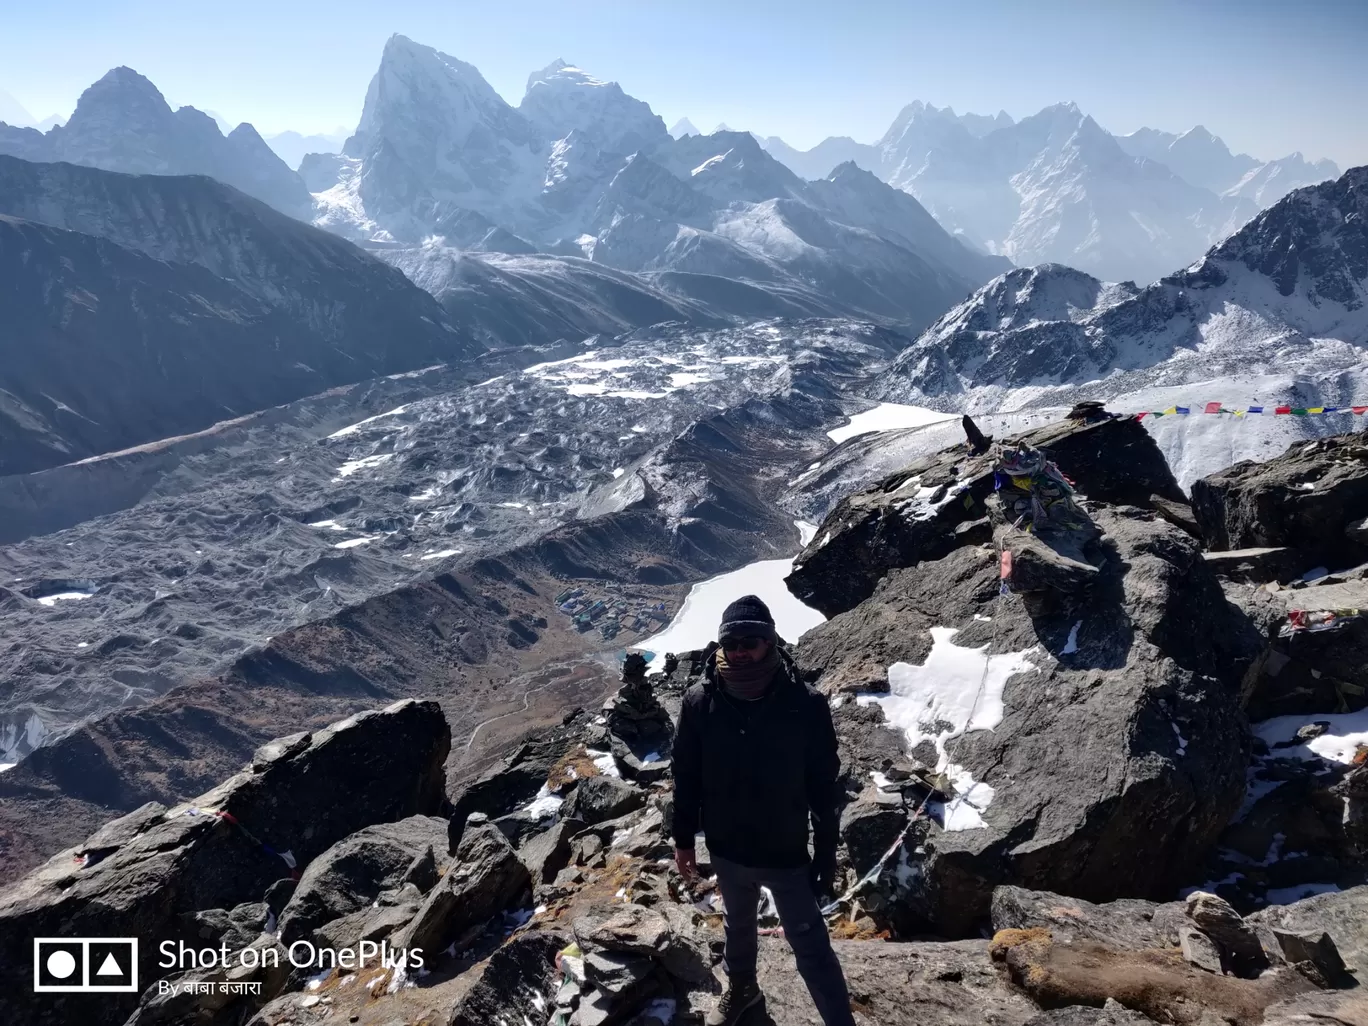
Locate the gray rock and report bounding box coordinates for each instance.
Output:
[788,415,1185,617]
[176,902,268,953]
[448,931,567,1026]
[0,698,450,1026]
[519,818,583,889]
[840,789,908,876]
[1179,926,1224,974]
[1185,891,1268,975]
[1203,546,1309,584]
[997,521,1102,594]
[125,935,291,1025]
[1249,886,1368,975]
[277,814,448,944]
[565,775,649,826]
[1191,434,1368,569]
[1240,577,1368,718]
[450,712,592,834]
[1024,1000,1158,1025]
[399,843,440,893]
[800,508,1256,937]
[656,902,718,986]
[758,936,1037,1025]
[1272,928,1347,981]
[1261,989,1368,1025]
[392,822,531,957]
[584,950,657,996]
[991,887,1187,951]
[609,735,672,784]
[263,877,295,917]
[574,903,673,958]
[495,808,557,847]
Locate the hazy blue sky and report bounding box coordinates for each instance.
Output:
[4,0,1366,166]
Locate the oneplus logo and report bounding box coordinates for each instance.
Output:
[34,937,139,993]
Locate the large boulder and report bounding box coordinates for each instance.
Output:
[798,507,1258,936]
[392,822,530,956]
[991,886,1187,951]
[995,883,1368,983]
[564,774,649,826]
[277,815,449,944]
[0,698,449,1026]
[787,415,1185,617]
[1236,575,1368,719]
[1247,885,1368,977]
[450,710,591,836]
[1191,434,1368,570]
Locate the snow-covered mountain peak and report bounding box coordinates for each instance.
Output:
[669,118,698,139]
[525,58,604,94]
[348,35,541,227]
[357,34,522,144]
[874,167,1368,460]
[519,57,667,156]
[1209,164,1368,318]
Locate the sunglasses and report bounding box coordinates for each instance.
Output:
[722,637,766,653]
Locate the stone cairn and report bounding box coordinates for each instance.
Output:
[604,653,672,743]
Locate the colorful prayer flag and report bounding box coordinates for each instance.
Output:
[1175,406,1191,415]
[1307,407,1325,414]
[1162,406,1177,415]
[1292,408,1309,416]
[1248,406,1264,414]
[1275,406,1292,415]
[1204,402,1222,414]
[1355,407,1368,415]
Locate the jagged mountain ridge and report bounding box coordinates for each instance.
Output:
[872,166,1368,482]
[0,155,479,475]
[760,101,1340,285]
[0,67,311,216]
[318,35,1008,331]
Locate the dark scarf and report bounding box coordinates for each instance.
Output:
[716,645,782,701]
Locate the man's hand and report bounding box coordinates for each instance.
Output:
[675,846,698,881]
[809,848,838,898]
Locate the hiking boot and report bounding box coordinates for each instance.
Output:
[706,977,762,1026]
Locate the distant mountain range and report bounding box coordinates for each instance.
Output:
[756,102,1341,284]
[873,165,1368,484]
[311,36,1006,331]
[0,69,311,217]
[0,155,478,475]
[263,128,350,169]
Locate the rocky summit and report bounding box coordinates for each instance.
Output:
[4,414,1368,1026]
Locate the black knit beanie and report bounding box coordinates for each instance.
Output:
[719,594,777,643]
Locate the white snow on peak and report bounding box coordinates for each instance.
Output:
[691,151,731,177]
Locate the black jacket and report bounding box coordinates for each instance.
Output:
[671,648,841,869]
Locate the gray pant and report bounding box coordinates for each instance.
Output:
[712,855,855,1026]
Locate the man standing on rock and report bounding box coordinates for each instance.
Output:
[672,595,855,1026]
